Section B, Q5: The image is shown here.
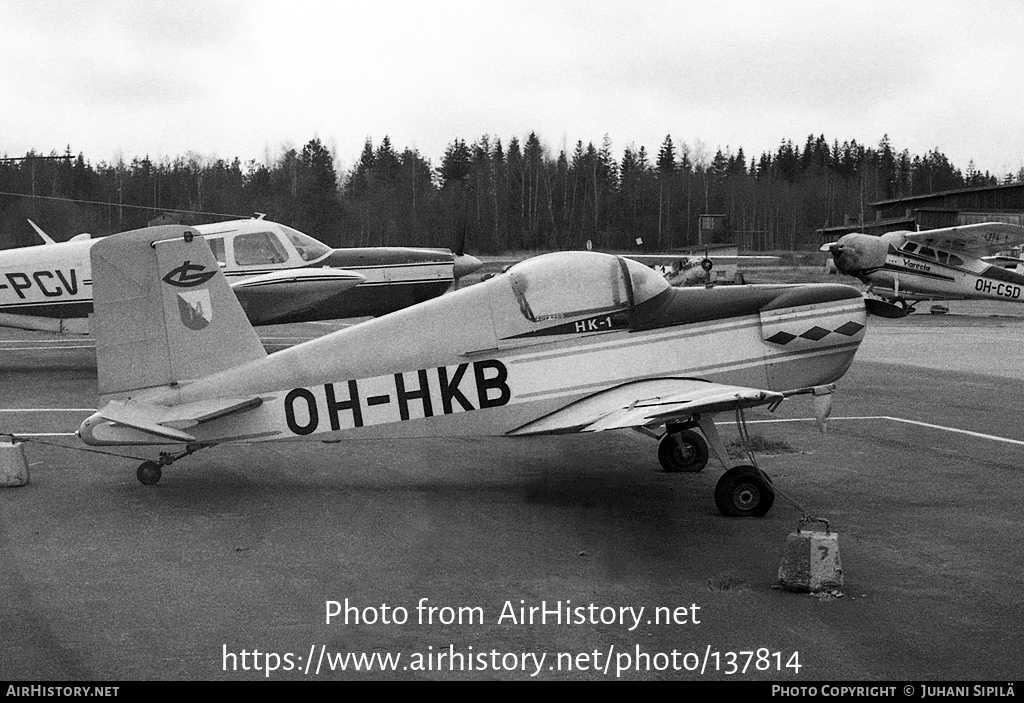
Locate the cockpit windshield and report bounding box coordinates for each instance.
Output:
[280,225,332,262]
[506,251,669,322]
[621,256,671,303]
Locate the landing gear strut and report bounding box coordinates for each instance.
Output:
[135,444,207,485]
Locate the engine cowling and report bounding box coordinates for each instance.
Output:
[821,233,888,281]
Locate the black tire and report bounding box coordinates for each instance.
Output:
[658,429,709,473]
[714,465,774,517]
[137,461,162,486]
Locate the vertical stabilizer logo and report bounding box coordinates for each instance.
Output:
[177,289,212,330]
[162,261,216,288]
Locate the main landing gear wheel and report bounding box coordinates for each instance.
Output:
[137,461,162,486]
[658,429,709,473]
[714,465,775,517]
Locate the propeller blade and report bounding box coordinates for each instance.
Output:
[451,188,472,288]
[864,298,907,318]
[454,221,468,257]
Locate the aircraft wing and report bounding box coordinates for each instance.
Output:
[507,379,783,435]
[98,396,264,442]
[229,268,365,326]
[903,222,1024,258]
[624,254,780,265]
[868,286,965,303]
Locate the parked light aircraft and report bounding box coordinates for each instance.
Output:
[75,225,873,517]
[821,222,1024,313]
[626,250,781,287]
[0,217,482,332]
[483,249,781,287]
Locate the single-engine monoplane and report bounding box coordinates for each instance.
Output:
[628,250,781,287]
[0,216,482,332]
[77,225,871,517]
[821,222,1024,313]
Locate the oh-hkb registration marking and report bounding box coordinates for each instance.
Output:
[283,359,511,435]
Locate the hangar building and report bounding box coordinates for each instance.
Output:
[817,182,1024,243]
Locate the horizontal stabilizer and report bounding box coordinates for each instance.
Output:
[509,379,783,436]
[98,396,263,440]
[98,401,198,442]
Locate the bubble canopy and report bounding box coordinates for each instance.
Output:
[505,251,670,322]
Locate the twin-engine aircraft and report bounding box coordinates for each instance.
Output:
[76,224,871,518]
[822,222,1024,313]
[0,217,482,332]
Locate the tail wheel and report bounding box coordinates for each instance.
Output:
[137,461,162,486]
[714,465,775,517]
[658,429,709,473]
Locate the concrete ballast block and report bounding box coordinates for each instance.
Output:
[0,440,30,487]
[778,529,843,593]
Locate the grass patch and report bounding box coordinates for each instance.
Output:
[724,434,796,458]
[707,572,751,592]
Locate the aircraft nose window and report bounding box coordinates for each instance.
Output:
[281,225,331,262]
[233,231,289,266]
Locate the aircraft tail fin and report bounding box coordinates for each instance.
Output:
[27,219,56,245]
[91,225,267,400]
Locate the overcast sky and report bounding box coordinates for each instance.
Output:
[2,0,1022,177]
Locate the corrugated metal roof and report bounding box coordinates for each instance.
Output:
[872,182,1024,207]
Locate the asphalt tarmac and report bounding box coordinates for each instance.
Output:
[0,302,1022,681]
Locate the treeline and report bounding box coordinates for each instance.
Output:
[2,134,1018,252]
